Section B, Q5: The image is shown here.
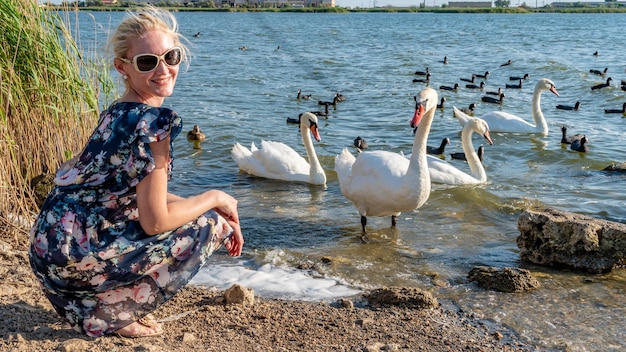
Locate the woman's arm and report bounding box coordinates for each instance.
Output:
[135,137,243,256]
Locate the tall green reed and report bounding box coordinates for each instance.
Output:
[0,0,113,243]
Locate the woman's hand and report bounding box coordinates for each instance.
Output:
[223,221,244,257]
[212,190,244,256]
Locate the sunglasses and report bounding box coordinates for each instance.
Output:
[119,47,182,73]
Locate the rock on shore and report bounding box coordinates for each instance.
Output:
[0,232,536,352]
[517,207,626,273]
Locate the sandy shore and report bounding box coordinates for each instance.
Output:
[0,231,538,352]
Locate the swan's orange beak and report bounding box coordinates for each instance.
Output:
[411,103,425,129]
[483,131,494,145]
[310,125,321,142]
[550,86,560,97]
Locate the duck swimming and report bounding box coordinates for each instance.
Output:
[556,101,580,111]
[604,102,626,114]
[187,125,206,141]
[591,77,612,90]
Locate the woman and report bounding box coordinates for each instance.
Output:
[28,7,244,338]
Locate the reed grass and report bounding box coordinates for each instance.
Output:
[0,0,112,243]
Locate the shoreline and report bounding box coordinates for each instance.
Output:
[0,232,540,352]
[44,5,626,14]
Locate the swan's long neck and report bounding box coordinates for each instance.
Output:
[301,124,325,184]
[462,127,487,182]
[531,86,548,134]
[408,107,435,184]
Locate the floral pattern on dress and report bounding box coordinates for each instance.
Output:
[29,102,233,337]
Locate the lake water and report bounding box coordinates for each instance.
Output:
[69,10,626,351]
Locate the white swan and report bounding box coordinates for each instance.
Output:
[231,112,326,185]
[454,78,559,135]
[334,87,437,233]
[425,117,493,185]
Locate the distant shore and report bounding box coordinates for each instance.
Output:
[46,4,626,14]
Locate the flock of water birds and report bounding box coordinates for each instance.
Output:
[186,51,626,234]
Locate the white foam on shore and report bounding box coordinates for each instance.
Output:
[191,261,361,302]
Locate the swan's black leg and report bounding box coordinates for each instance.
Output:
[360,216,369,243]
[391,215,397,227]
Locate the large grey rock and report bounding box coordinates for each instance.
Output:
[468,266,539,293]
[365,287,438,309]
[517,208,626,273]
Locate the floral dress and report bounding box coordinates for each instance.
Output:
[28,101,233,337]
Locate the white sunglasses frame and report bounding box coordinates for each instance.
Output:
[118,46,182,73]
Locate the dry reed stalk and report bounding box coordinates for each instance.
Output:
[0,0,112,244]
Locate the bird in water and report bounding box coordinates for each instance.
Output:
[441,56,449,64]
[500,59,513,67]
[466,81,485,90]
[297,89,312,100]
[353,136,368,152]
[193,32,201,38]
[440,83,459,91]
[604,102,626,114]
[591,77,612,90]
[310,103,330,118]
[232,112,326,185]
[450,145,485,162]
[560,125,584,145]
[187,125,206,141]
[334,87,438,235]
[437,97,447,109]
[509,73,529,81]
[187,125,205,149]
[318,95,339,110]
[474,71,489,79]
[481,93,505,105]
[603,162,626,172]
[414,67,430,76]
[506,80,523,89]
[413,73,431,84]
[570,136,589,153]
[589,67,608,76]
[427,137,450,156]
[457,103,476,116]
[556,101,580,111]
[456,78,559,135]
[460,74,476,83]
[486,87,503,96]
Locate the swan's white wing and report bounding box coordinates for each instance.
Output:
[232,140,311,182]
[455,105,534,133]
[340,150,411,217]
[352,150,409,178]
[401,153,485,185]
[232,142,272,178]
[479,111,537,133]
[427,155,483,185]
[252,140,310,177]
[334,148,355,182]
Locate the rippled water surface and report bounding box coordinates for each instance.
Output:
[72,11,625,351]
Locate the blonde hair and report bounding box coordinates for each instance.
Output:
[107,6,189,71]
